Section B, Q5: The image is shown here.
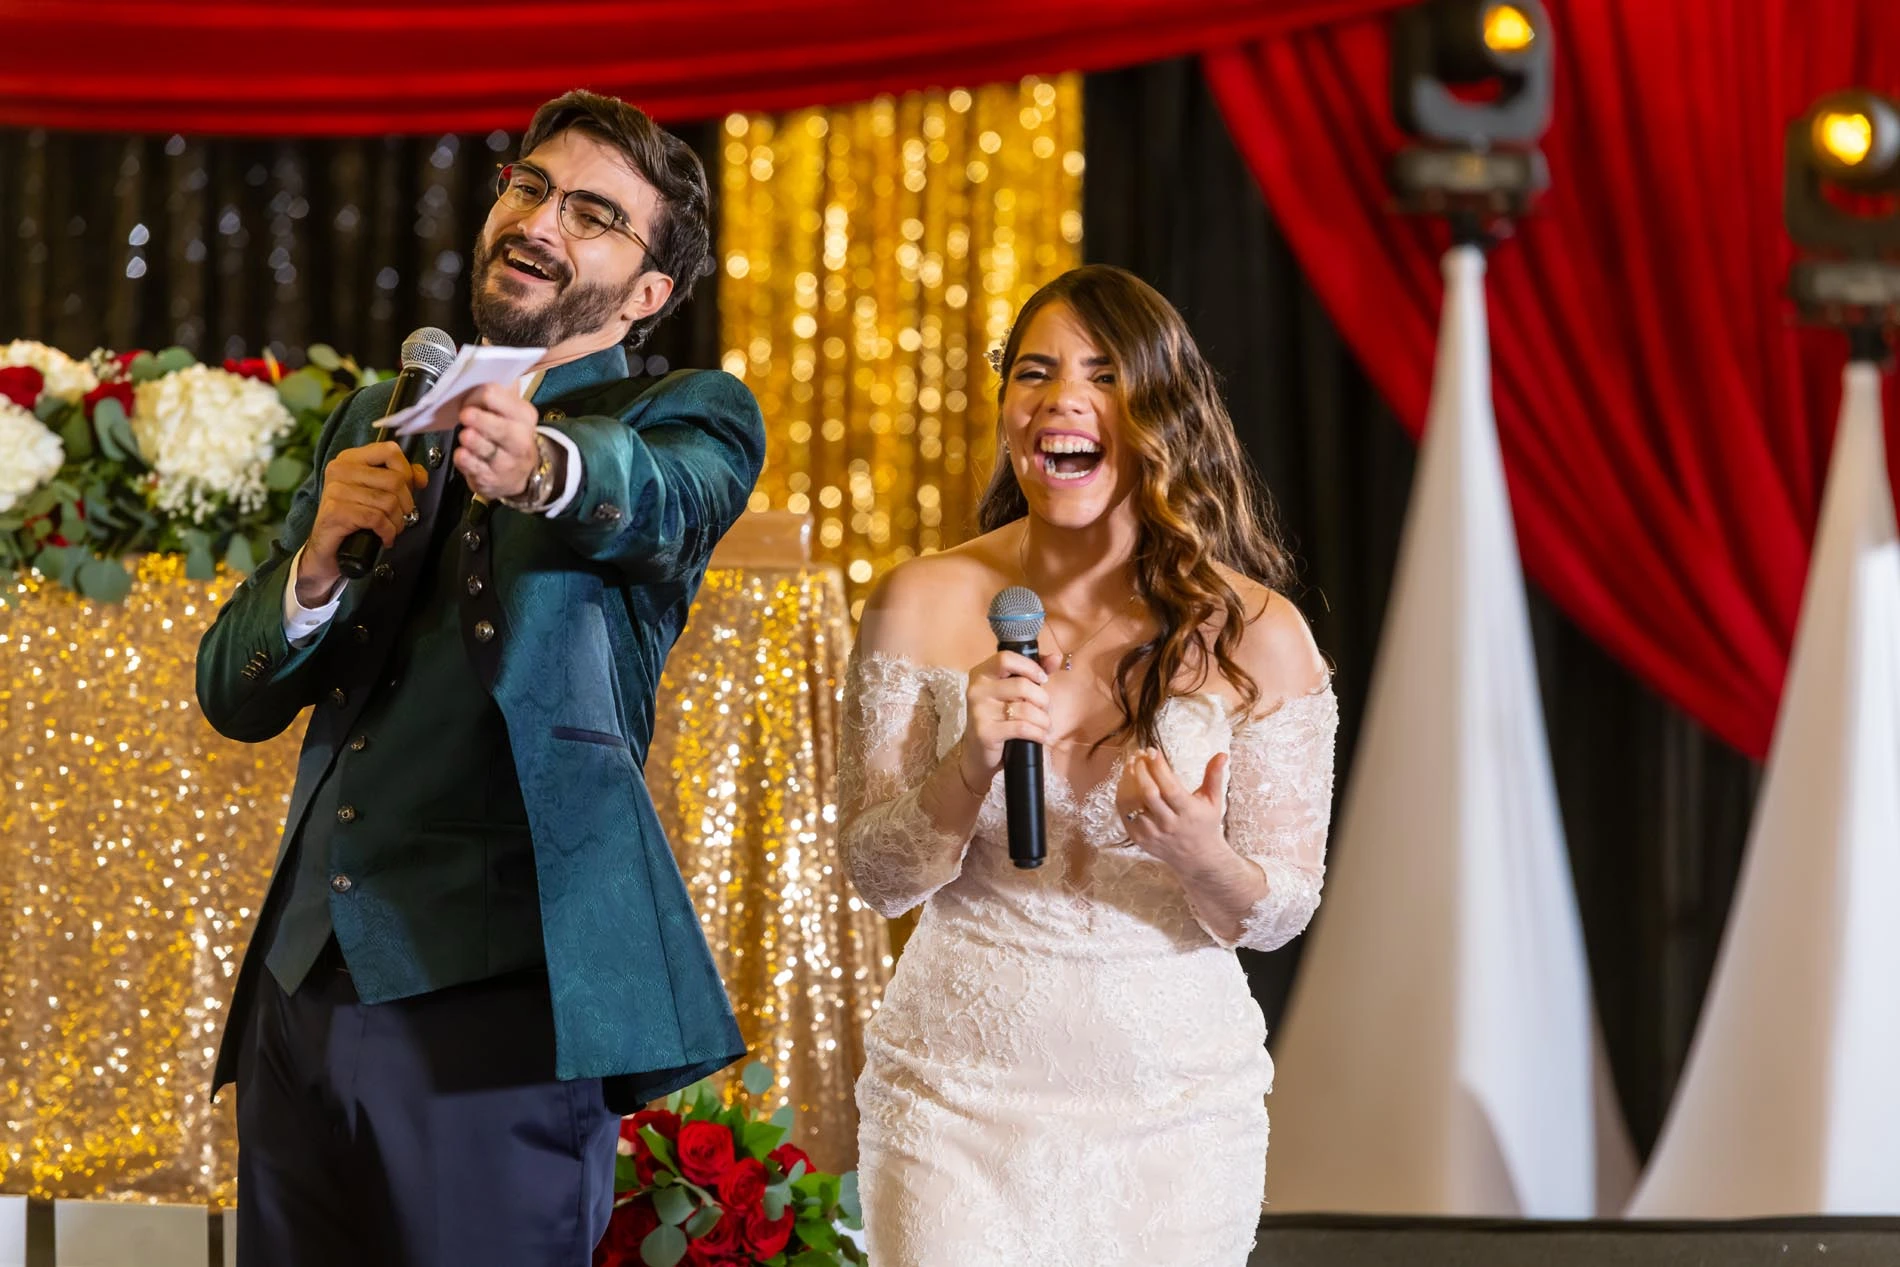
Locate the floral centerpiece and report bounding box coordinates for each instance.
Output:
[600,1062,863,1267]
[0,338,382,602]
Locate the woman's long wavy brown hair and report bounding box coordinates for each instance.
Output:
[977,265,1293,749]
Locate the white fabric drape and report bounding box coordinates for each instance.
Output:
[1264,245,1628,1217]
[1630,360,1900,1215]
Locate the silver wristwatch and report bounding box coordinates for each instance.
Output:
[500,432,562,513]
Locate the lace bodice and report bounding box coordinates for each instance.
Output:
[838,648,1338,953]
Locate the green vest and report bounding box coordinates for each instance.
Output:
[264,475,545,997]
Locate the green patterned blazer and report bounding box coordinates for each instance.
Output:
[196,345,763,1099]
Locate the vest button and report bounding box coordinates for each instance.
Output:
[473,620,496,643]
[374,562,395,581]
[348,735,368,752]
[336,805,357,823]
[351,624,370,644]
[463,530,483,551]
[542,407,566,422]
[466,574,484,597]
[329,687,347,707]
[426,444,444,469]
[330,874,353,894]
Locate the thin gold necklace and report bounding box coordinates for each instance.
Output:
[1019,530,1136,672]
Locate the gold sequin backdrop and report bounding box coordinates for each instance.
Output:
[722,76,1085,615]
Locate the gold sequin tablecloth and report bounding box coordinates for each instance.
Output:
[0,554,888,1203]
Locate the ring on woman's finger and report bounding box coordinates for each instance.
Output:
[1003,701,1015,721]
[1123,808,1144,823]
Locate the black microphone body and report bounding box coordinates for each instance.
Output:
[334,364,443,580]
[334,327,458,580]
[996,631,1047,870]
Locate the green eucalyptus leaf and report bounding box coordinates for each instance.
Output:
[793,1217,839,1251]
[95,415,131,463]
[224,534,256,575]
[91,394,127,431]
[265,456,309,492]
[34,393,68,423]
[743,1119,788,1160]
[787,1252,835,1267]
[651,1184,695,1227]
[684,1204,723,1238]
[771,1104,796,1132]
[60,413,95,461]
[104,410,143,464]
[742,1061,774,1096]
[638,1125,678,1173]
[277,371,325,414]
[130,351,164,382]
[31,546,67,580]
[305,343,341,370]
[154,345,196,374]
[763,1183,790,1221]
[639,1224,686,1267]
[184,540,216,580]
[838,1172,860,1223]
[250,527,276,566]
[75,557,132,603]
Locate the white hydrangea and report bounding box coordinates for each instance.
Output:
[0,339,99,402]
[131,364,295,523]
[0,400,66,514]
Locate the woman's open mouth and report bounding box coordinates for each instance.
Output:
[1036,432,1104,483]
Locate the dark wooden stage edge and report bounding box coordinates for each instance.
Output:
[1251,1214,1900,1266]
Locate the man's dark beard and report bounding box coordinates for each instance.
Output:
[470,234,638,349]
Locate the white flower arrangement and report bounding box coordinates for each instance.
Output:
[0,339,99,402]
[0,401,66,515]
[131,364,296,523]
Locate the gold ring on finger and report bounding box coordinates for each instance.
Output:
[1123,808,1144,823]
[1003,701,1015,721]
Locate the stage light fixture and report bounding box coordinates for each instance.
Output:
[1389,0,1554,221]
[1785,88,1900,329]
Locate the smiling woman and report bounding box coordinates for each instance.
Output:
[838,264,1335,1267]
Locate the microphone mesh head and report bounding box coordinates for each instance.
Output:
[400,326,457,377]
[987,586,1045,642]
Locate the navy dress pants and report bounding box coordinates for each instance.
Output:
[233,941,620,1267]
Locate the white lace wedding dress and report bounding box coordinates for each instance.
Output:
[841,650,1338,1267]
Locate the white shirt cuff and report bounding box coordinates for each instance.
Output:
[537,425,583,517]
[282,544,345,646]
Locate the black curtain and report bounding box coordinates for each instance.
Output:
[1082,58,1761,1155]
[0,124,721,374]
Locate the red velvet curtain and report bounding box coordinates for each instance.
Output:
[1207,0,1900,759]
[2,0,1402,135]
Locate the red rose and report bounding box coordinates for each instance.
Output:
[83,378,135,419]
[769,1143,813,1179]
[631,1108,681,1143]
[685,1209,743,1265]
[596,1197,660,1265]
[717,1156,768,1211]
[223,356,280,384]
[675,1120,736,1185]
[0,365,43,408]
[743,1204,795,1258]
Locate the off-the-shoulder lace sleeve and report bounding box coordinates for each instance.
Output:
[1200,685,1339,952]
[838,649,973,919]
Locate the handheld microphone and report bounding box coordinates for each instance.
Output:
[335,326,458,580]
[987,586,1047,871]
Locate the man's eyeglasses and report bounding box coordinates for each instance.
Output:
[493,162,649,250]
